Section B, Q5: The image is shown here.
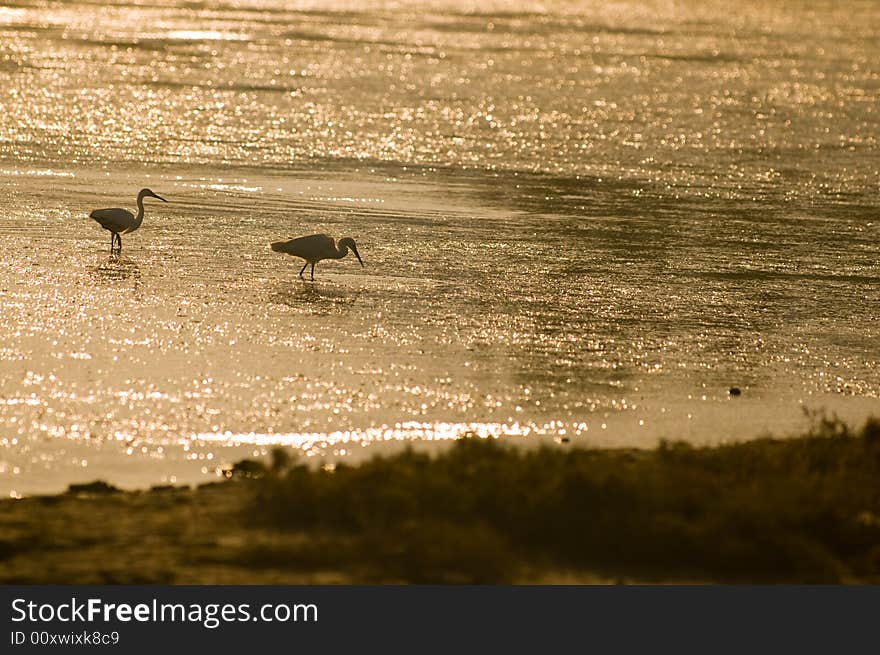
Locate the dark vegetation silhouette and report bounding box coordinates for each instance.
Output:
[1,414,878,583]
[246,414,880,583]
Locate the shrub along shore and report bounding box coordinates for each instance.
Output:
[1,415,878,584]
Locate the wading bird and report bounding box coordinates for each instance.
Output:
[270,234,364,281]
[89,188,166,254]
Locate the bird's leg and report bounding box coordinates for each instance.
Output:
[116,234,122,254]
[109,233,115,254]
[299,262,308,278]
[310,263,315,281]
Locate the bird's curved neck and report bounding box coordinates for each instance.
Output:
[332,242,348,259]
[134,192,146,227]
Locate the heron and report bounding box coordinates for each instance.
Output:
[270,234,364,281]
[89,188,166,254]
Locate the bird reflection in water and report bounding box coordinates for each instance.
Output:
[89,256,141,286]
[269,280,360,314]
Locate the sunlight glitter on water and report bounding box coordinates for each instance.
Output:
[194,421,548,453]
[165,30,251,41]
[0,0,879,494]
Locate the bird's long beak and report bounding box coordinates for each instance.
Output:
[153,193,167,202]
[352,246,364,267]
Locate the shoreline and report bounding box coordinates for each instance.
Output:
[2,415,878,584]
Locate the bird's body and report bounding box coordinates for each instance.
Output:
[271,234,364,280]
[89,188,166,254]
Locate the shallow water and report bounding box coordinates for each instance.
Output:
[1,0,878,494]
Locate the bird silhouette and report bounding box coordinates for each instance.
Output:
[271,234,364,281]
[89,188,166,254]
